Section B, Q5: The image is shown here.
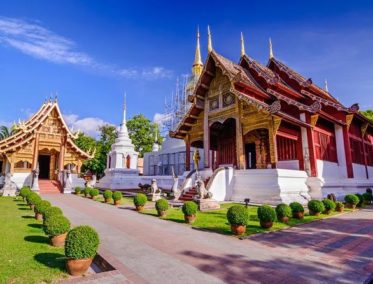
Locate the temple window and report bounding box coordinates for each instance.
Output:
[313,119,337,163]
[15,161,32,169]
[276,135,298,160]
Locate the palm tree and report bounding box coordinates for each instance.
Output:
[0,125,17,140]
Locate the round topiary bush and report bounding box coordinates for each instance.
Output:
[65,226,100,260]
[275,204,292,222]
[155,199,169,212]
[103,189,113,201]
[182,201,198,216]
[112,191,122,205]
[308,200,325,215]
[355,193,364,207]
[43,214,71,237]
[27,192,41,205]
[335,201,344,212]
[35,200,51,215]
[322,199,336,214]
[74,187,81,195]
[227,205,249,225]
[84,187,91,197]
[89,188,99,199]
[133,193,147,207]
[44,206,63,221]
[257,205,276,222]
[344,194,359,208]
[19,186,31,200]
[362,192,373,204]
[289,202,304,219]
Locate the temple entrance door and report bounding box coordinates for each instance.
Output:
[245,143,256,169]
[38,155,50,179]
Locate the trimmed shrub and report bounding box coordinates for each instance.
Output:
[19,186,31,199]
[133,193,147,207]
[84,187,91,197]
[27,192,41,205]
[362,192,373,203]
[344,194,359,206]
[155,199,169,212]
[355,193,364,207]
[89,188,99,198]
[335,201,344,212]
[103,189,113,200]
[43,214,70,237]
[65,226,100,260]
[35,200,52,215]
[227,205,249,225]
[322,199,336,213]
[257,205,276,222]
[112,191,122,201]
[367,188,372,194]
[275,204,292,220]
[289,202,304,213]
[44,206,63,221]
[308,200,325,215]
[182,201,198,216]
[74,187,82,195]
[327,193,336,202]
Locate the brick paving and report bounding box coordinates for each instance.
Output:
[43,194,373,284]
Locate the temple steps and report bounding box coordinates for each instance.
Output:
[179,188,198,201]
[39,179,62,194]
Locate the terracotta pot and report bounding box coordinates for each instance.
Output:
[309,210,320,216]
[292,211,304,219]
[104,198,112,203]
[66,258,93,276]
[346,203,356,209]
[324,209,332,215]
[260,220,273,229]
[114,199,121,206]
[231,224,246,235]
[336,208,344,213]
[184,214,196,224]
[35,212,43,221]
[157,210,167,217]
[136,205,144,212]
[278,216,289,223]
[50,233,67,247]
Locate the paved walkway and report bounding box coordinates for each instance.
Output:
[43,194,373,284]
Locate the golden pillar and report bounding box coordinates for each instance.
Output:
[32,133,40,170]
[235,100,245,169]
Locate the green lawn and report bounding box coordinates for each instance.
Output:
[0,197,67,284]
[75,193,134,205]
[142,203,350,237]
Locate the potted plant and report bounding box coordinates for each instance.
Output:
[74,187,82,195]
[344,194,359,209]
[226,205,249,235]
[65,225,100,276]
[83,187,91,197]
[112,191,122,206]
[34,200,51,220]
[43,214,71,247]
[335,201,344,212]
[89,188,99,200]
[19,186,31,202]
[257,205,276,229]
[355,193,364,208]
[182,201,198,224]
[43,206,63,223]
[27,192,41,210]
[155,199,169,217]
[322,199,336,214]
[308,200,325,216]
[133,193,147,212]
[103,189,113,203]
[289,202,305,219]
[275,203,292,223]
[362,192,372,205]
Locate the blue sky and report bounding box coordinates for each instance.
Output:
[0,1,372,136]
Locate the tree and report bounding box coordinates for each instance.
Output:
[361,110,373,121]
[127,114,162,157]
[0,125,18,140]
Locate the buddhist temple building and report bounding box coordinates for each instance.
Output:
[170,29,373,204]
[0,99,92,193]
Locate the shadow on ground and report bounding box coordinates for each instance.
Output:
[28,223,43,229]
[34,253,66,271]
[22,215,34,219]
[24,235,49,244]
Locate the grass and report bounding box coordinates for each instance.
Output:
[142,203,352,237]
[0,197,68,284]
[75,193,134,205]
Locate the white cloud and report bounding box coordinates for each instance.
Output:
[0,17,172,79]
[63,114,112,138]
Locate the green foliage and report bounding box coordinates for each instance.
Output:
[103,189,113,199]
[0,125,18,140]
[355,193,364,207]
[335,201,344,211]
[361,109,373,121]
[27,192,41,205]
[275,204,292,219]
[127,114,163,157]
[43,215,70,237]
[289,202,304,213]
[226,205,249,225]
[182,201,198,216]
[322,199,336,212]
[133,193,147,206]
[257,205,276,222]
[89,188,99,197]
[112,191,122,201]
[344,194,359,205]
[44,206,63,221]
[155,199,169,212]
[74,187,81,194]
[65,226,100,260]
[19,186,31,198]
[308,200,325,214]
[84,187,91,197]
[362,192,373,202]
[35,200,51,215]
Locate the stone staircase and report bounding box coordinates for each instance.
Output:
[178,177,211,202]
[39,179,61,194]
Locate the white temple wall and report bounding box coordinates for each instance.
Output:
[352,163,367,179]
[316,160,344,179]
[207,167,234,201]
[277,160,299,170]
[368,166,373,180]
[11,173,33,189]
[334,124,348,179]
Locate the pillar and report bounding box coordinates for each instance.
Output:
[58,136,66,173]
[342,126,354,178]
[185,134,191,171]
[235,101,246,169]
[305,113,318,177]
[334,124,347,178]
[32,133,40,170]
[203,99,210,168]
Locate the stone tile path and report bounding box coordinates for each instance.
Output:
[43,194,373,284]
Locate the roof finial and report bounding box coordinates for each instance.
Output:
[269,37,274,59]
[240,32,246,57]
[207,25,213,53]
[192,26,203,76]
[122,92,127,125]
[324,79,329,92]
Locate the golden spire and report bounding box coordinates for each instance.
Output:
[192,27,203,76]
[207,25,213,53]
[240,32,246,57]
[269,37,274,59]
[325,79,329,92]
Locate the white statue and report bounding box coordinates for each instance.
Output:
[2,173,17,197]
[195,177,212,200]
[149,178,161,201]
